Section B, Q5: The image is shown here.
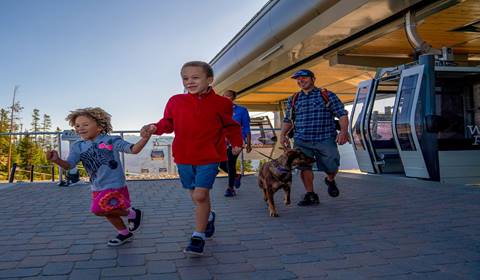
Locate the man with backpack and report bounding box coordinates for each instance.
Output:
[280,69,349,206]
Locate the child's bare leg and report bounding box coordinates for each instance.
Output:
[105,215,128,231]
[95,209,129,217]
[94,209,129,230]
[99,210,133,246]
[191,188,210,232]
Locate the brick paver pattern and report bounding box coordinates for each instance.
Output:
[0,173,479,279]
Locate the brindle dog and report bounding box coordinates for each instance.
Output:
[257,148,315,217]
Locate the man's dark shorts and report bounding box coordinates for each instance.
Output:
[293,138,340,173]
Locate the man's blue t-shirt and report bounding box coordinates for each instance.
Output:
[66,134,133,191]
[233,104,251,141]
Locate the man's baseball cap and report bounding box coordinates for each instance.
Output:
[291,69,315,79]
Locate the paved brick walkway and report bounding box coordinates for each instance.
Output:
[1,173,479,279]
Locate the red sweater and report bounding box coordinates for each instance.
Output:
[154,88,243,165]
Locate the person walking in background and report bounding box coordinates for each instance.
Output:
[46,107,149,246]
[219,90,252,197]
[280,69,349,206]
[141,61,243,256]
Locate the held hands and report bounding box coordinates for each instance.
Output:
[140,124,157,139]
[46,150,59,162]
[245,144,252,153]
[231,146,243,155]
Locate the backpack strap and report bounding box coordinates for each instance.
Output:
[290,88,330,119]
[289,91,301,121]
[320,88,330,107]
[286,92,300,139]
[320,88,335,116]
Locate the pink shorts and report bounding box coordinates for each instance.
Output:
[91,186,131,214]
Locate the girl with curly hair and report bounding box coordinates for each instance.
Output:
[47,107,152,246]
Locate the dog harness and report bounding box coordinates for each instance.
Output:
[269,160,292,181]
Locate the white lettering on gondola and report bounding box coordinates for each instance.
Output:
[473,135,480,145]
[467,125,480,145]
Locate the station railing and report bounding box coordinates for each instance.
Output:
[0,128,285,184]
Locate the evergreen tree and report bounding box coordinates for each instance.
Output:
[1,103,23,180]
[0,109,8,131]
[16,134,34,179]
[16,133,48,180]
[41,114,52,149]
[31,109,40,143]
[0,109,10,179]
[53,127,61,150]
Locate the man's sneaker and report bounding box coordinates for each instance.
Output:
[234,174,242,189]
[297,192,320,206]
[205,211,216,238]
[183,236,205,255]
[128,208,142,232]
[107,232,133,247]
[325,177,340,197]
[224,188,236,197]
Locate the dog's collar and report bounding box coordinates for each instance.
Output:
[275,166,291,173]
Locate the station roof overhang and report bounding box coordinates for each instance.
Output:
[210,0,480,112]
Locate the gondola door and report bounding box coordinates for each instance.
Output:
[350,79,376,173]
[392,65,429,178]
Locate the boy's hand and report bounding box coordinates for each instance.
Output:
[231,146,243,155]
[46,150,59,162]
[141,124,157,138]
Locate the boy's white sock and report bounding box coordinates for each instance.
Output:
[192,232,205,239]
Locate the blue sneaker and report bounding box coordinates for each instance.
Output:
[183,236,205,255]
[224,188,236,197]
[234,174,242,189]
[205,211,216,238]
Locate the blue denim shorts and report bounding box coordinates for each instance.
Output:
[177,163,219,190]
[293,138,340,173]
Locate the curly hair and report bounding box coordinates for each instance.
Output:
[66,107,113,134]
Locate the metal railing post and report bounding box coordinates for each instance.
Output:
[8,163,17,183]
[51,165,55,182]
[57,132,63,184]
[30,165,34,182]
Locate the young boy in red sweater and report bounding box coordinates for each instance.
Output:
[141,61,243,255]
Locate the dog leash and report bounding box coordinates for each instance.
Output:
[255,150,274,160]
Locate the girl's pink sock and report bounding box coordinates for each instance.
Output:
[118,228,130,236]
[127,209,136,219]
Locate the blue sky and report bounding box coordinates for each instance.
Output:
[0,0,267,131]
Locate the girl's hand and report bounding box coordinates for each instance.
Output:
[231,146,243,155]
[141,124,157,138]
[46,150,59,162]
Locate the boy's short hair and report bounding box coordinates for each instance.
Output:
[181,61,214,78]
[66,107,113,134]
